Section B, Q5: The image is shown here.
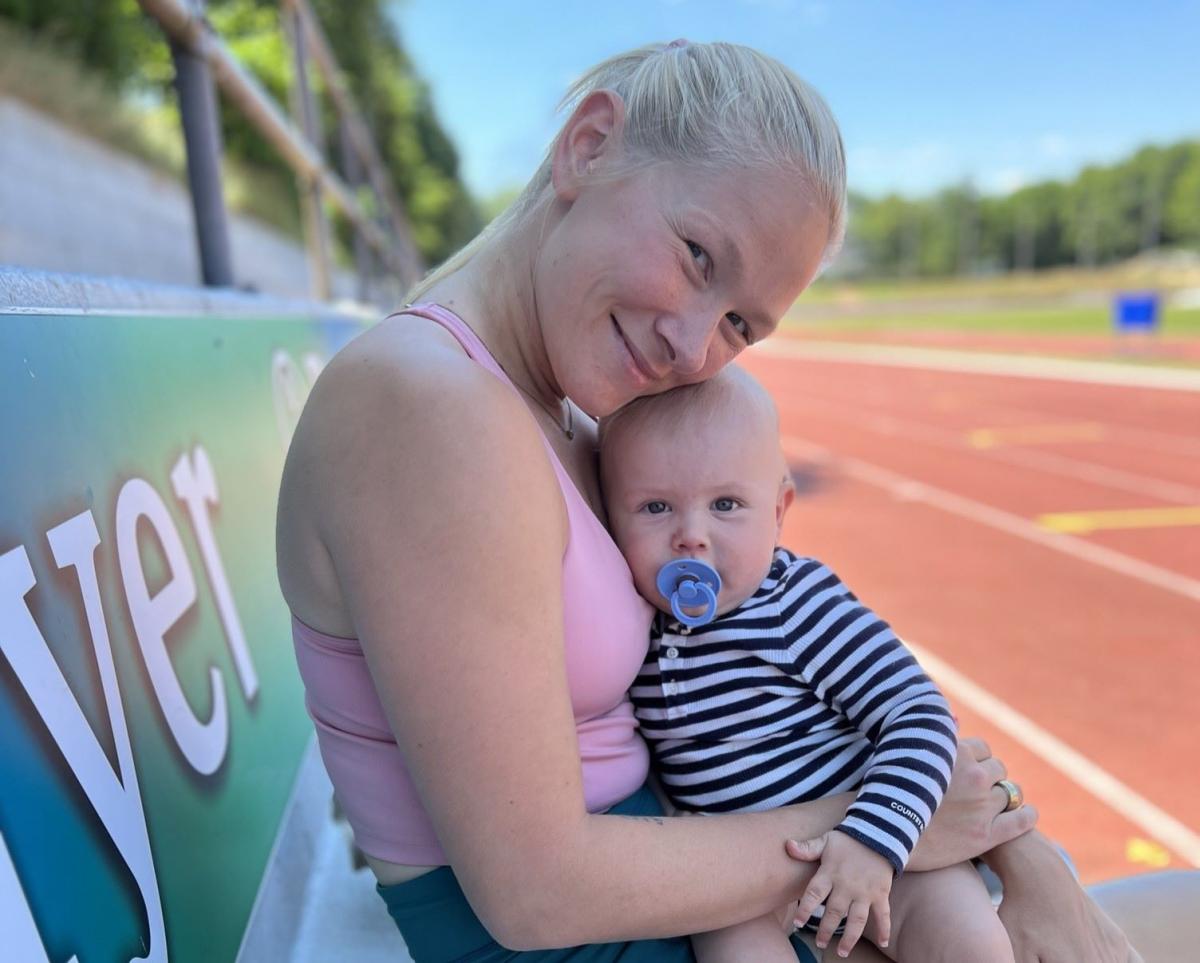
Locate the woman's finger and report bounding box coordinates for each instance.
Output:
[960,736,991,761]
[979,755,1007,785]
[990,804,1039,848]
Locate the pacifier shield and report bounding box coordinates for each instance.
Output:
[655,559,722,628]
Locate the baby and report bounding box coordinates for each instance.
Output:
[599,366,1015,962]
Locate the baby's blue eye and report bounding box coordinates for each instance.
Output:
[644,501,670,514]
[712,497,738,512]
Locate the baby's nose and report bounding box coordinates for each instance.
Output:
[672,524,709,554]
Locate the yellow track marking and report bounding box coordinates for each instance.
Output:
[1038,505,1200,534]
[969,422,1107,449]
[1126,837,1172,869]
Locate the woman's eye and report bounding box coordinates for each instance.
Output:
[726,313,752,345]
[644,501,670,515]
[685,240,710,273]
[712,497,738,512]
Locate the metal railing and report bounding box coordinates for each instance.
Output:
[139,0,423,301]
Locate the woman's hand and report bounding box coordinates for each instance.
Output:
[908,737,1038,871]
[784,738,1034,874]
[989,831,1142,962]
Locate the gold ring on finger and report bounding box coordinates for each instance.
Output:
[995,778,1024,812]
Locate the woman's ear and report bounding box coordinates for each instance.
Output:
[551,89,626,202]
[775,474,796,538]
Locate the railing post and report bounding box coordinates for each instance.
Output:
[284,5,333,301]
[338,116,373,303]
[171,0,234,287]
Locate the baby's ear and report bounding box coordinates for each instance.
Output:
[775,474,796,536]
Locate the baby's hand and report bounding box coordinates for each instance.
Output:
[790,831,893,957]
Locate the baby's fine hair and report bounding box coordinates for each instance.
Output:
[407,40,846,301]
[598,366,780,465]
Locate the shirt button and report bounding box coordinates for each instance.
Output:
[664,683,678,695]
[665,646,680,659]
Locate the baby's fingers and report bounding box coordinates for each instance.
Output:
[793,872,832,931]
[814,895,849,950]
[834,901,870,958]
[870,895,892,950]
[785,835,827,863]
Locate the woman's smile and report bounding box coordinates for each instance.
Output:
[611,313,662,389]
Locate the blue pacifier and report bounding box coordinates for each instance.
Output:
[655,559,722,628]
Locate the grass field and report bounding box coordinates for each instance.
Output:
[804,255,1200,305]
[787,304,1200,337]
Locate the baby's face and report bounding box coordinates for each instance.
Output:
[603,408,790,618]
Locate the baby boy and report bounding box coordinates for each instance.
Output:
[599,366,1015,962]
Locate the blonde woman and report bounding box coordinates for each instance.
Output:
[278,41,1153,961]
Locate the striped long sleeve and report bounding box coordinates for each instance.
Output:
[777,556,957,873]
[630,549,957,875]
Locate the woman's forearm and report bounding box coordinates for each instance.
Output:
[979,827,1054,879]
[491,792,853,949]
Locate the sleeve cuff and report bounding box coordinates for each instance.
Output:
[833,823,905,877]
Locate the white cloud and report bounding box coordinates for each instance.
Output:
[981,168,1029,195]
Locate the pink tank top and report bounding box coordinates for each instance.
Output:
[291,303,653,865]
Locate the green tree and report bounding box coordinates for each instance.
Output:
[0,0,481,265]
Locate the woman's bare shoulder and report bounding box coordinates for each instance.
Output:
[301,315,529,458]
[277,313,564,630]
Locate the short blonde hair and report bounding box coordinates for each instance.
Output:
[407,41,845,301]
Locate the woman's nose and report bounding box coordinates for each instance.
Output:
[657,309,721,376]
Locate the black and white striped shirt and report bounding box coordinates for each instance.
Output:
[631,549,957,874]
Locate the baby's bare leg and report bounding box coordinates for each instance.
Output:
[884,861,1013,963]
[692,911,802,963]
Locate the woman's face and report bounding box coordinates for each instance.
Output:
[534,160,831,417]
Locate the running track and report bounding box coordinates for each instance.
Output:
[741,336,1200,885]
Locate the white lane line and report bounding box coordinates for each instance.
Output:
[781,391,1200,505]
[757,339,1200,392]
[782,436,1200,605]
[906,639,1200,867]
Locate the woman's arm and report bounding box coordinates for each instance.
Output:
[986,831,1142,963]
[306,331,850,949]
[889,736,1137,960]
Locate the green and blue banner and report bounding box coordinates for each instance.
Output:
[1,306,366,961]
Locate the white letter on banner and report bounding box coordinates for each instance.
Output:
[116,477,228,776]
[170,446,258,701]
[0,514,165,962]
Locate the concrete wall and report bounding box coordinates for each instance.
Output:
[0,97,402,306]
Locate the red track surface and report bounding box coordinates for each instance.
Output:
[741,337,1200,885]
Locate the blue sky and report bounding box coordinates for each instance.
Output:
[389,1,1199,203]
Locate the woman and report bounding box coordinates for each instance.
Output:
[277,41,1146,960]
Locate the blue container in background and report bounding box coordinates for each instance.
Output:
[1113,291,1161,333]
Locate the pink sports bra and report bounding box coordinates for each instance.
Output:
[291,303,653,865]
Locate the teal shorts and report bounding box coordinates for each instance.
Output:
[376,784,819,962]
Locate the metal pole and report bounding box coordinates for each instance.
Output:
[139,0,416,285]
[170,0,234,287]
